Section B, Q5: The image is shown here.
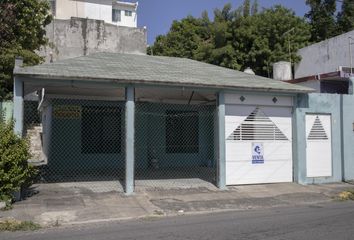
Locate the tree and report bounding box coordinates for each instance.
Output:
[243,0,251,17]
[305,0,337,42]
[149,3,311,77]
[337,0,354,34]
[0,0,52,100]
[233,6,311,76]
[0,120,36,205]
[251,0,259,16]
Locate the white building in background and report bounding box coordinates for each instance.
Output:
[49,0,138,28]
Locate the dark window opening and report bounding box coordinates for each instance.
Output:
[112,9,121,22]
[320,80,349,94]
[166,110,199,154]
[82,106,122,154]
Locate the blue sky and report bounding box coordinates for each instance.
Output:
[135,1,310,45]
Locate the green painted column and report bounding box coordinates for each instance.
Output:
[217,92,226,189]
[13,76,24,136]
[125,86,135,194]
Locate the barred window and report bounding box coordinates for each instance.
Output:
[81,106,122,154]
[165,110,199,154]
[125,10,132,16]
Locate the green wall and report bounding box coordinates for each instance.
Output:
[294,93,343,184]
[135,102,216,171]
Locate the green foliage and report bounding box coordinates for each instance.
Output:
[305,0,337,42]
[149,3,311,77]
[0,0,52,100]
[0,120,36,201]
[0,220,41,231]
[234,6,311,76]
[337,0,354,34]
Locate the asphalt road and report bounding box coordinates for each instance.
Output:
[2,201,354,240]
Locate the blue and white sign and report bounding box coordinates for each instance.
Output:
[252,143,264,164]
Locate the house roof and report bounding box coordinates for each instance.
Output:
[14,52,313,93]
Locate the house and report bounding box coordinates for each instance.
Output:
[288,30,354,94]
[49,0,138,28]
[12,52,354,194]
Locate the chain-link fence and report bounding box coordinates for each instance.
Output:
[135,101,217,189]
[24,98,126,191]
[23,87,218,192]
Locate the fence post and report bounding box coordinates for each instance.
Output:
[13,76,24,136]
[125,86,135,195]
[217,91,226,189]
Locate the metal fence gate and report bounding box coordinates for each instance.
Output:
[24,98,126,191]
[135,101,217,189]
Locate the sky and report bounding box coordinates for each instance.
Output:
[135,1,310,45]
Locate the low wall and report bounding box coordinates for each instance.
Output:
[0,101,13,122]
[39,17,147,63]
[294,93,343,184]
[343,94,354,180]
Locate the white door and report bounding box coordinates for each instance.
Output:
[226,105,293,185]
[306,114,332,177]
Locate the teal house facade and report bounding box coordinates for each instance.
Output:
[12,53,354,194]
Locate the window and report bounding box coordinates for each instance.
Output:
[112,9,121,22]
[81,106,122,154]
[165,110,199,153]
[125,10,132,16]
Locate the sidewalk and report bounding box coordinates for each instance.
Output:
[0,182,353,227]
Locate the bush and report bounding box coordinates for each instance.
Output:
[0,120,37,202]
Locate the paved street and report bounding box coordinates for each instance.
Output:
[2,201,354,240]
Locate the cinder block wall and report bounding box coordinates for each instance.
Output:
[39,17,147,63]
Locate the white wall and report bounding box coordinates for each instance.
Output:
[54,0,137,28]
[85,0,112,24]
[112,3,137,28]
[295,30,354,78]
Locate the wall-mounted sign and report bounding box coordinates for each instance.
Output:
[252,142,264,164]
[53,105,81,119]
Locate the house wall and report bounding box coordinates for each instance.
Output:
[135,102,216,170]
[54,0,137,27]
[294,93,343,184]
[48,99,126,176]
[343,94,354,180]
[39,18,147,63]
[295,30,354,79]
[113,3,138,28]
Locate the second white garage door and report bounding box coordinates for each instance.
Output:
[225,99,293,185]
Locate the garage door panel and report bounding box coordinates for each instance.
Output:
[225,103,293,185]
[226,161,292,185]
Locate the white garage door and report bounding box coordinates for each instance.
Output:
[226,102,293,185]
[306,114,332,177]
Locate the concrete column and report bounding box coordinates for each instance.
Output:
[125,86,135,194]
[13,77,24,136]
[217,92,226,189]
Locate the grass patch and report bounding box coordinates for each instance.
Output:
[338,190,354,201]
[0,219,41,232]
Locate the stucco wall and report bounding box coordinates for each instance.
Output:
[295,30,354,78]
[343,94,354,180]
[39,18,147,63]
[294,93,343,184]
